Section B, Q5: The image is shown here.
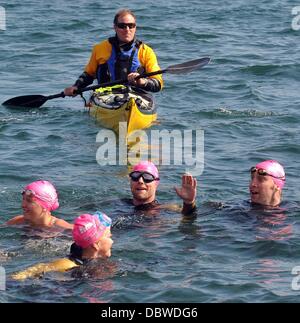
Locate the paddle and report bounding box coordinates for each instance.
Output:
[2,92,66,109]
[2,57,210,108]
[77,57,211,93]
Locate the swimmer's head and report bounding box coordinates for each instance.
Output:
[252,160,285,190]
[131,161,159,180]
[23,180,59,211]
[73,212,112,249]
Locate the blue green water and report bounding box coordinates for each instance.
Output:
[1,0,300,302]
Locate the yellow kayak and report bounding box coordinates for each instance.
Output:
[87,85,157,134]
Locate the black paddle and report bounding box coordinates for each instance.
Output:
[2,57,210,108]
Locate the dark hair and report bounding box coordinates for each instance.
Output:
[113,9,136,25]
[70,242,83,259]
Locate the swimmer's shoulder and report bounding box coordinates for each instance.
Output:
[51,217,73,230]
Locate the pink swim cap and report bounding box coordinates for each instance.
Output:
[132,161,159,179]
[255,160,285,189]
[73,212,112,249]
[23,180,59,211]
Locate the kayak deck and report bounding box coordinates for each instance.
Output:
[87,85,157,134]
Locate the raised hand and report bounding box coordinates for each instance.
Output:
[174,174,197,204]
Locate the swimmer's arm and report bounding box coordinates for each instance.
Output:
[11,258,78,281]
[174,174,197,216]
[53,217,74,230]
[159,202,196,216]
[6,215,25,225]
[182,201,197,217]
[160,202,197,216]
[159,204,182,212]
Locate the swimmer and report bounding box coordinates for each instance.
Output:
[128,161,197,215]
[11,212,113,280]
[249,160,285,208]
[6,180,73,230]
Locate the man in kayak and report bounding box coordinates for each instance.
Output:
[249,159,285,208]
[64,8,163,96]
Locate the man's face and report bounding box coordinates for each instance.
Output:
[130,174,158,205]
[114,13,136,43]
[249,170,280,207]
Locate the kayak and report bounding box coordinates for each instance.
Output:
[87,85,157,134]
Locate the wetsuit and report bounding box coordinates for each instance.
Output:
[120,198,196,214]
[11,243,106,281]
[11,257,78,280]
[110,198,197,229]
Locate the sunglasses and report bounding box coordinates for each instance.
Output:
[129,171,159,183]
[116,22,136,29]
[250,167,285,180]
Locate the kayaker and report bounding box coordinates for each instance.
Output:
[249,159,285,208]
[6,180,73,230]
[64,8,163,96]
[122,161,197,217]
[11,212,114,280]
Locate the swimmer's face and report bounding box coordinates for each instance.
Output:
[22,193,44,219]
[97,231,113,258]
[130,174,158,205]
[249,171,281,207]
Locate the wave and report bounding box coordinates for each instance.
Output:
[240,63,300,78]
[195,107,278,119]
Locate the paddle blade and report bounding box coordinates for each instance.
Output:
[2,95,47,108]
[167,57,211,74]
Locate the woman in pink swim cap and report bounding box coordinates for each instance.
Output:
[249,160,285,207]
[71,212,113,260]
[11,212,113,280]
[7,180,73,230]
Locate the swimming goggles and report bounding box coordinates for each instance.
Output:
[129,171,159,183]
[93,211,112,228]
[21,189,53,203]
[250,167,285,181]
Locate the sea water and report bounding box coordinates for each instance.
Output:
[0,0,300,302]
